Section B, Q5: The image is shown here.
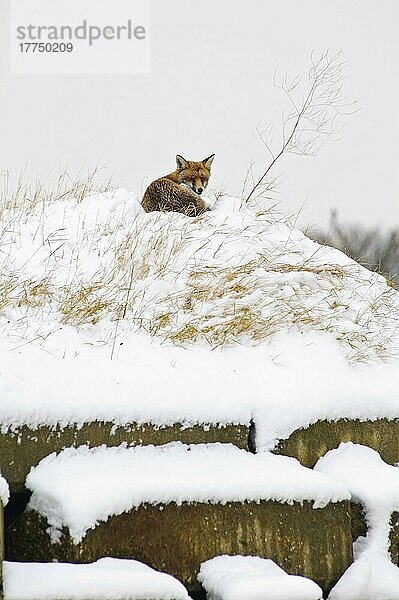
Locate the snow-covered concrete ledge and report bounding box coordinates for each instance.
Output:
[8,444,353,593]
[3,339,399,493]
[0,421,249,494]
[2,558,190,600]
[3,333,399,449]
[198,555,323,600]
[3,336,399,449]
[25,443,349,543]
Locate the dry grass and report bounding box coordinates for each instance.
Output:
[60,283,116,325]
[0,172,399,363]
[18,278,53,309]
[0,276,18,310]
[0,166,113,218]
[144,260,362,351]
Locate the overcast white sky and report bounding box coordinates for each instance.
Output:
[0,0,398,229]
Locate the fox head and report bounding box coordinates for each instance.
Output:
[175,154,215,195]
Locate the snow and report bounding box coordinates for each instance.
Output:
[4,188,399,597]
[2,558,190,600]
[3,330,399,452]
[2,188,397,363]
[0,471,9,505]
[26,442,349,544]
[198,555,322,600]
[1,190,399,448]
[315,443,399,599]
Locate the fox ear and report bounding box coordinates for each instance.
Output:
[202,154,215,169]
[176,155,188,170]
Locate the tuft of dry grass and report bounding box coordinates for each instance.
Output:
[60,283,116,326]
[0,276,18,311]
[18,278,53,309]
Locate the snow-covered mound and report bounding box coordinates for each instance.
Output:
[3,558,190,600]
[2,188,399,444]
[198,555,322,600]
[1,188,398,362]
[315,443,399,599]
[26,442,349,543]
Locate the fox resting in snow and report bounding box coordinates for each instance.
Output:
[141,154,215,217]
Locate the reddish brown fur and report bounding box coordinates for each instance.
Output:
[141,154,215,217]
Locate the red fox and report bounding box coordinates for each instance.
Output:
[141,154,215,217]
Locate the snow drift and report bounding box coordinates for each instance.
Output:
[3,558,190,600]
[198,555,323,600]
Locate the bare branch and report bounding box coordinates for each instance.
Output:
[245,51,358,204]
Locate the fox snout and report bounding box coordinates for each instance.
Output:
[192,182,204,195]
[183,182,204,195]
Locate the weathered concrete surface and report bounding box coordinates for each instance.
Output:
[350,502,367,543]
[274,419,399,468]
[389,511,399,566]
[7,500,353,594]
[0,422,249,493]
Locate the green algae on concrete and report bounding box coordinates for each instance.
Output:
[6,500,353,595]
[274,419,399,468]
[0,422,249,493]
